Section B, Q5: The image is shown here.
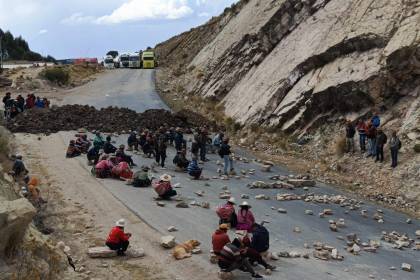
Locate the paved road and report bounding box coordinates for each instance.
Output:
[68,69,419,280]
[62,68,169,111]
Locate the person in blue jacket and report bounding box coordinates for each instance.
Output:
[371,114,380,128]
[187,157,202,179]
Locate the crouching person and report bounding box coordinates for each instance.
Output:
[132,166,152,188]
[106,219,131,256]
[218,239,263,279]
[153,174,177,200]
[66,140,81,158]
[187,157,202,180]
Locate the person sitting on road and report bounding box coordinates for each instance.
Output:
[95,156,114,178]
[11,154,28,179]
[75,134,91,153]
[138,131,147,149]
[35,96,45,108]
[66,140,82,158]
[217,238,263,279]
[212,224,231,256]
[106,219,132,256]
[153,174,177,200]
[116,144,136,167]
[236,201,255,231]
[127,132,139,151]
[143,133,155,158]
[87,146,100,165]
[93,132,105,150]
[187,157,202,180]
[173,148,190,171]
[103,136,117,154]
[131,166,152,188]
[216,197,237,228]
[111,161,133,180]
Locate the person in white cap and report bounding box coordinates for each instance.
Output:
[153,174,177,200]
[216,197,237,228]
[236,201,255,231]
[106,219,132,256]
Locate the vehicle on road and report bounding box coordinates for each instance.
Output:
[120,53,129,68]
[142,51,155,69]
[104,55,114,69]
[128,52,141,69]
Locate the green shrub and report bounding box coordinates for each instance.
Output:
[41,67,70,85]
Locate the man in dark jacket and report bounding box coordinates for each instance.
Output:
[345,120,356,153]
[197,128,209,162]
[250,223,269,253]
[103,136,117,154]
[127,132,138,151]
[219,138,234,175]
[155,129,168,168]
[174,128,185,151]
[375,129,387,162]
[389,131,401,168]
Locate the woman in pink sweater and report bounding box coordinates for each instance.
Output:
[236,201,255,231]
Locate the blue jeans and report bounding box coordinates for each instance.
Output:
[368,138,376,156]
[223,155,233,175]
[359,134,366,151]
[390,148,398,167]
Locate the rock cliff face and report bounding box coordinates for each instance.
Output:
[156,0,420,137]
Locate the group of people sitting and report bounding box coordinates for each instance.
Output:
[2,92,50,119]
[212,198,276,278]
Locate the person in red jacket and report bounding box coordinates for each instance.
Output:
[106,219,132,256]
[212,224,231,255]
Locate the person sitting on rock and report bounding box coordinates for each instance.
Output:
[212,224,231,256]
[245,223,276,271]
[103,136,117,154]
[11,154,28,179]
[87,146,100,165]
[127,132,139,151]
[131,166,152,188]
[66,140,82,158]
[111,161,133,180]
[236,202,255,231]
[217,238,263,279]
[116,144,136,167]
[106,219,132,256]
[216,197,237,228]
[95,155,114,178]
[153,174,177,200]
[173,148,189,171]
[187,157,202,180]
[93,132,105,150]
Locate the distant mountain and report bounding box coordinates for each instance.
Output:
[0,28,55,62]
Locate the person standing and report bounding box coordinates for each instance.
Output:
[375,129,387,162]
[356,119,367,152]
[389,131,401,168]
[106,219,131,256]
[174,127,185,151]
[155,129,168,168]
[345,120,356,153]
[219,138,234,176]
[197,128,209,162]
[366,122,377,157]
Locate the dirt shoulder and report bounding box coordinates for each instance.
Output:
[15,132,218,280]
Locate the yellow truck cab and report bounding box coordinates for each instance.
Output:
[142,51,155,69]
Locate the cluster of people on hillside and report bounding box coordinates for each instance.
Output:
[212,198,276,278]
[344,114,402,168]
[2,92,50,119]
[9,154,45,208]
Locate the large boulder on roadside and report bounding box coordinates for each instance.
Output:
[87,247,117,258]
[0,197,36,256]
[160,235,176,248]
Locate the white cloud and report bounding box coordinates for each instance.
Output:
[95,0,193,25]
[38,29,48,34]
[61,12,95,25]
[198,12,210,17]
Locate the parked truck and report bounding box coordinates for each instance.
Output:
[128,52,141,68]
[141,50,155,69]
[119,53,129,68]
[104,55,114,69]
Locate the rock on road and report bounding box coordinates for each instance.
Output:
[62,69,419,279]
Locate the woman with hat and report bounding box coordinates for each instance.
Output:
[106,219,132,256]
[236,201,255,231]
[132,166,152,188]
[153,174,177,200]
[216,197,237,228]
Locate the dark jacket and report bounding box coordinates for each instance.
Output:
[250,224,269,253]
[389,136,401,150]
[127,133,137,145]
[155,133,167,152]
[366,126,377,139]
[191,141,199,154]
[219,143,231,157]
[345,124,356,138]
[376,132,387,147]
[174,132,184,148]
[103,141,117,154]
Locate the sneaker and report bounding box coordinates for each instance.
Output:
[252,274,263,279]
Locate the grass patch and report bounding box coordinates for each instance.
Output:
[40,66,70,85]
[335,136,347,156]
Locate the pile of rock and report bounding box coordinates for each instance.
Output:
[7,105,217,134]
[381,231,415,249]
[312,242,343,261]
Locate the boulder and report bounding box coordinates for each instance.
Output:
[261,165,272,172]
[287,179,316,187]
[401,263,413,272]
[161,235,176,248]
[126,248,145,258]
[0,198,36,256]
[87,247,117,258]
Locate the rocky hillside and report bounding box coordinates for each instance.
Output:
[156,0,420,211]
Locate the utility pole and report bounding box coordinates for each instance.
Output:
[0,34,3,74]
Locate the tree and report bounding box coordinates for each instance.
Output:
[106,50,119,58]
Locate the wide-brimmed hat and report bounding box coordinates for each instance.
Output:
[160,174,172,182]
[228,197,236,204]
[119,144,125,149]
[219,224,229,230]
[141,165,150,171]
[115,219,126,227]
[239,201,251,208]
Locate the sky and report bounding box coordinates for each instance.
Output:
[0,0,238,59]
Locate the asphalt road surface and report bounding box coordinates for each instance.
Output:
[68,69,419,280]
